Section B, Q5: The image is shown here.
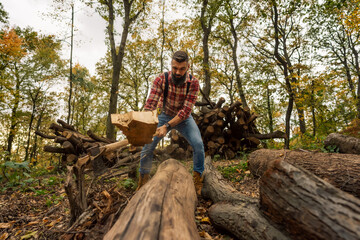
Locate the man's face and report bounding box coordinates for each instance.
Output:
[171,59,189,79]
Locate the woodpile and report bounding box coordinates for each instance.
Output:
[36,119,141,224]
[202,153,360,240]
[170,98,286,159]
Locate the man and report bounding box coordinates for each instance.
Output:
[137,51,205,195]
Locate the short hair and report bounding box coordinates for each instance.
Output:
[172,51,189,63]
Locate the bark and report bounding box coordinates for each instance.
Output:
[248,149,360,198]
[248,130,286,140]
[200,0,212,99]
[104,159,199,240]
[260,159,360,240]
[324,133,360,154]
[202,156,289,240]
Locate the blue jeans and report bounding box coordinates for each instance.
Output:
[139,112,205,175]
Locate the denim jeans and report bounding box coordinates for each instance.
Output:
[139,112,205,175]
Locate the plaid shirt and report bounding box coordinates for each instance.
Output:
[144,71,199,120]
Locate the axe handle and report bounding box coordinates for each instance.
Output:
[100,139,129,153]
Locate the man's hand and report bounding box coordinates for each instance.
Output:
[154,125,168,138]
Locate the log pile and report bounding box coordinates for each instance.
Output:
[36,119,141,224]
[170,98,286,159]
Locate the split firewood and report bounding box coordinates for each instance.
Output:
[260,159,360,239]
[248,149,360,198]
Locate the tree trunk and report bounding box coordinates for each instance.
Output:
[105,0,143,140]
[202,156,289,240]
[104,159,199,240]
[6,75,21,161]
[324,133,360,154]
[201,8,211,98]
[248,149,360,198]
[260,159,360,240]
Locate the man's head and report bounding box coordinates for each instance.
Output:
[171,51,190,85]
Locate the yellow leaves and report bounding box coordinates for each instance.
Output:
[20,231,38,240]
[0,222,12,229]
[0,28,27,62]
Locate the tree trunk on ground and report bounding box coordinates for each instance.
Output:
[202,156,289,240]
[248,149,360,198]
[324,133,360,154]
[260,159,360,240]
[104,159,199,240]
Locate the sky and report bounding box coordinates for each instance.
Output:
[2,0,108,75]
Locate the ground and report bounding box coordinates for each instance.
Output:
[0,156,258,240]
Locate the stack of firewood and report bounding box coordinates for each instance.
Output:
[171,98,286,159]
[36,120,141,224]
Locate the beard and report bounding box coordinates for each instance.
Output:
[172,72,187,86]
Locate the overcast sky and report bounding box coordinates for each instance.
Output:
[2,0,108,75]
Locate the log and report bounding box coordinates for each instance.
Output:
[248,149,360,198]
[44,145,67,154]
[35,130,56,139]
[57,119,76,131]
[214,97,225,109]
[324,133,360,154]
[87,130,114,144]
[248,130,286,139]
[202,156,288,240]
[260,159,360,240]
[104,159,199,240]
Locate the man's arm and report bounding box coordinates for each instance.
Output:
[144,74,163,111]
[154,115,182,138]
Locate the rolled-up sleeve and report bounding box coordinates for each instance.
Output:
[177,80,199,120]
[144,74,163,111]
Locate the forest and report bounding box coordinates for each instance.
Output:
[1,0,360,239]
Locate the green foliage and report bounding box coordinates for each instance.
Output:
[321,144,339,153]
[121,178,136,190]
[0,160,30,183]
[217,161,248,182]
[289,133,325,150]
[46,194,64,207]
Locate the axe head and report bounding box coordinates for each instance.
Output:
[111,110,158,146]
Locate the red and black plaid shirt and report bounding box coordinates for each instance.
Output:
[144,71,199,120]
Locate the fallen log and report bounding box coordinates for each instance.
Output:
[104,159,199,240]
[260,159,360,240]
[202,156,289,240]
[324,133,360,154]
[248,149,360,198]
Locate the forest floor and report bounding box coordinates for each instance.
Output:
[0,156,258,240]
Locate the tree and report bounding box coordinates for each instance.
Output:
[198,0,224,99]
[309,0,360,120]
[214,0,249,107]
[88,0,151,140]
[0,27,64,163]
[247,0,311,148]
[0,3,8,24]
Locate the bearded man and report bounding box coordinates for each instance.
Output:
[137,50,205,195]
